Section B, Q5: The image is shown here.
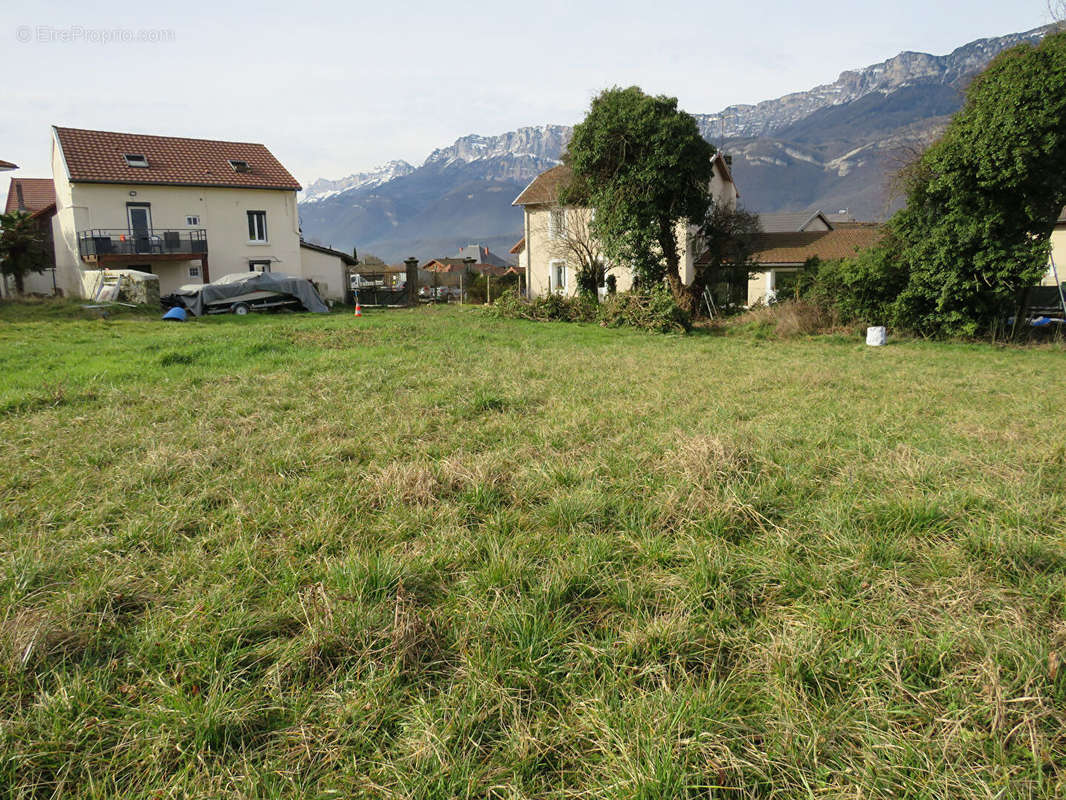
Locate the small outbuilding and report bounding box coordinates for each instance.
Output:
[298,240,356,302]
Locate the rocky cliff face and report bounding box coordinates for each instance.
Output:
[694,26,1050,140]
[422,125,570,170]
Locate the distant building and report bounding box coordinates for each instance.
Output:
[714,220,882,306]
[3,177,57,295]
[457,243,509,267]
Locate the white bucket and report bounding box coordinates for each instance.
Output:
[866,326,887,346]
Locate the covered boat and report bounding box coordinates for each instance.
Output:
[165,272,329,316]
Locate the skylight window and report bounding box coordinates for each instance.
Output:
[228,159,251,173]
[124,154,149,168]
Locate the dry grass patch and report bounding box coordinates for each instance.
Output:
[664,434,756,489]
[361,460,441,508]
[1,607,91,671]
[727,299,854,337]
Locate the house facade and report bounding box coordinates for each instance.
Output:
[513,153,738,298]
[49,127,303,298]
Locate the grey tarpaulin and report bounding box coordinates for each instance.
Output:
[171,272,329,316]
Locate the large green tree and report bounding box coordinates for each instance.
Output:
[562,86,715,309]
[0,211,49,295]
[880,30,1066,336]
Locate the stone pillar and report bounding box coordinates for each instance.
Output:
[405,257,419,306]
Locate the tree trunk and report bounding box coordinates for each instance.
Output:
[665,270,684,302]
[659,220,687,307]
[14,272,24,295]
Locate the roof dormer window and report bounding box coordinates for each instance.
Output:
[124,154,149,168]
[228,159,251,173]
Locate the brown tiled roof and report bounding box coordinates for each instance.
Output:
[514,153,735,206]
[513,165,570,206]
[746,227,883,266]
[29,203,56,220]
[696,226,883,269]
[5,178,56,214]
[53,126,301,191]
[425,258,478,272]
[509,236,525,254]
[0,160,17,171]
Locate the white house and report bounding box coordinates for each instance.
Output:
[48,126,323,299]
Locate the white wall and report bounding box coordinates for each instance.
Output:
[1042,225,1066,286]
[298,246,347,300]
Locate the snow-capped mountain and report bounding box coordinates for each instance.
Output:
[301,160,415,203]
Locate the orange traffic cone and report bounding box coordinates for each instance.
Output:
[354,302,362,317]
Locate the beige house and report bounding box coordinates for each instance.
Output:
[49,126,309,298]
[512,153,738,298]
[1041,208,1066,287]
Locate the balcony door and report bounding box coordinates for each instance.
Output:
[127,203,152,253]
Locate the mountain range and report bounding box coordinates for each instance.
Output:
[298,25,1053,263]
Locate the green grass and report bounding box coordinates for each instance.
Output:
[1,299,1065,798]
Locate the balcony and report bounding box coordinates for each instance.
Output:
[78,228,208,263]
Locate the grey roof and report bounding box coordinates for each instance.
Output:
[459,244,509,267]
[758,210,833,233]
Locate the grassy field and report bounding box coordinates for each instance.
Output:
[1,299,1065,799]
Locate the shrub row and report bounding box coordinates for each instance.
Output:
[489,287,690,333]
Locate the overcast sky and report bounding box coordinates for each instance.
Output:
[0,0,1054,186]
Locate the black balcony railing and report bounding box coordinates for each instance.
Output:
[78,228,208,260]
